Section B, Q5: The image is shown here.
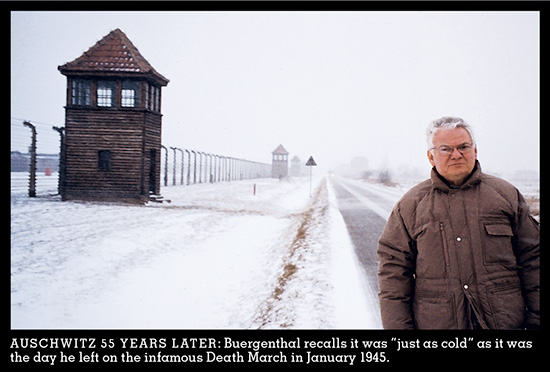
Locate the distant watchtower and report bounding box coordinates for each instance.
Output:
[58,29,169,202]
[271,144,289,179]
[290,155,302,177]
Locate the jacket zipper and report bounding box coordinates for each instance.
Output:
[440,222,451,273]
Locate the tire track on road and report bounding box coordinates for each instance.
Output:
[329,178,400,310]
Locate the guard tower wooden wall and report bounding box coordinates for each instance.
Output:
[58,29,169,202]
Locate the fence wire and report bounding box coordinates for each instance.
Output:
[11,117,272,198]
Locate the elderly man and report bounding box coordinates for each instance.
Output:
[377,116,539,329]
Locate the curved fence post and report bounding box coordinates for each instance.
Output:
[23,121,36,197]
[160,145,168,187]
[52,126,66,197]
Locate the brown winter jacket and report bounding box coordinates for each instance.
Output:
[377,161,539,329]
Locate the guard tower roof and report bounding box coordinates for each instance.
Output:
[272,144,289,155]
[58,28,169,86]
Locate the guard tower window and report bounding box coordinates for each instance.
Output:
[146,83,161,112]
[98,150,111,171]
[121,80,140,107]
[71,79,91,106]
[97,81,116,107]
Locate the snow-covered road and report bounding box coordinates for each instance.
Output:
[11,174,382,329]
[328,177,413,320]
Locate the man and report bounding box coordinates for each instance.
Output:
[377,116,539,329]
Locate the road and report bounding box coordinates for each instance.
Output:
[329,177,405,325]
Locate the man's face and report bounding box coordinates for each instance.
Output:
[427,127,477,186]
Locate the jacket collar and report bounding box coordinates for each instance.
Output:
[431,160,482,192]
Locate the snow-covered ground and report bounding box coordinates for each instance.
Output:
[11,173,381,329]
[10,171,538,330]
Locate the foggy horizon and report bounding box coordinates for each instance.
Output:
[11,11,540,181]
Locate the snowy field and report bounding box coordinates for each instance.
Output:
[10,171,538,330]
[11,172,382,329]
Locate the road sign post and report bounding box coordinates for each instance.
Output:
[305,156,317,198]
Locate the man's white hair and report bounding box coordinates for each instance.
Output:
[426,116,476,150]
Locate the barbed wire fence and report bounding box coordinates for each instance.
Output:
[11,117,272,198]
[159,146,271,188]
[11,118,63,197]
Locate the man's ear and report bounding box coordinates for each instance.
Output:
[427,150,436,167]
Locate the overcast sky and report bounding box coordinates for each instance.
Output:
[11,11,539,178]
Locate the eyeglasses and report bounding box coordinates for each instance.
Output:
[431,143,475,157]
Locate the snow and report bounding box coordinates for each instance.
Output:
[11,173,382,329]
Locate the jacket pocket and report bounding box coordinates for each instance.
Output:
[439,222,451,275]
[415,221,449,278]
[486,280,525,329]
[481,220,515,265]
[413,292,457,329]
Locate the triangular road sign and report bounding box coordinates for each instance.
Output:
[305,156,317,166]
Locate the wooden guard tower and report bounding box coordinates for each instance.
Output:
[58,29,169,202]
[271,144,289,179]
[290,155,302,177]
